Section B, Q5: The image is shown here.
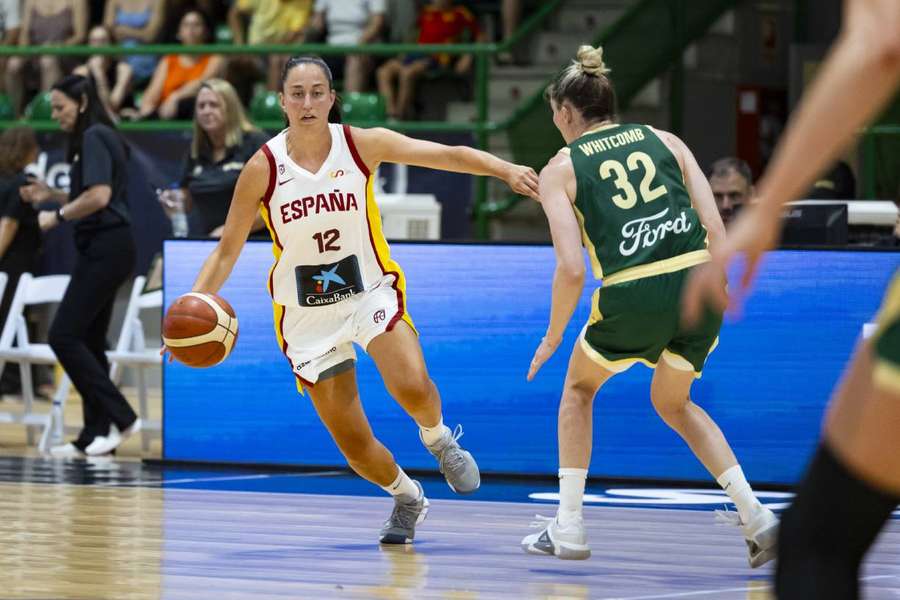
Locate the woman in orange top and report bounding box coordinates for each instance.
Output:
[131,10,223,120]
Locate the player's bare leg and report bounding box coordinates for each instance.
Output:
[370,322,481,493]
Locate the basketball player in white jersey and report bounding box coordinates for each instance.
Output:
[187,56,539,544]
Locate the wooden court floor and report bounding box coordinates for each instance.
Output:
[0,458,898,599]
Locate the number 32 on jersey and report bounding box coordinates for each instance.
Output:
[599,151,667,210]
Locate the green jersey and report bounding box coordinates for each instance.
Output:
[568,123,710,283]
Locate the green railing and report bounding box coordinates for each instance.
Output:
[491,0,739,229]
[5,1,890,232]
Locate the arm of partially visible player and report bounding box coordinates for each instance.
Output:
[527,153,585,381]
[350,126,539,199]
[191,150,268,293]
[682,0,900,326]
[654,128,725,251]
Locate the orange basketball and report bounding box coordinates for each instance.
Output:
[162,293,239,368]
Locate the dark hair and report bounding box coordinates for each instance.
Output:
[545,45,616,124]
[51,74,123,162]
[280,56,343,124]
[179,9,214,44]
[0,126,39,176]
[709,157,753,185]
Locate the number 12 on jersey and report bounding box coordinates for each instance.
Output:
[313,229,341,253]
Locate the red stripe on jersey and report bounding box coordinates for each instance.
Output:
[342,124,371,179]
[260,144,284,249]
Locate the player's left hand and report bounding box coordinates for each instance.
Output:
[506,164,539,199]
[527,334,561,381]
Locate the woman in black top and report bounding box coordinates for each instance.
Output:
[20,75,140,458]
[160,78,268,237]
[0,127,43,396]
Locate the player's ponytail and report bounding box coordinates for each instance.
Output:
[544,45,616,123]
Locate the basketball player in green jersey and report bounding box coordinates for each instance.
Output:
[683,0,899,596]
[520,45,777,567]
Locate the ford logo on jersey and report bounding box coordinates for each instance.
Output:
[619,207,692,257]
[296,255,364,306]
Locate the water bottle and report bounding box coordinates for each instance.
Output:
[158,184,188,238]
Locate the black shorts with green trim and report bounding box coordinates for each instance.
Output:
[873,271,900,394]
[581,266,722,377]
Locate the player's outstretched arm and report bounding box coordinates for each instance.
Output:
[683,0,900,326]
[192,150,269,294]
[350,126,539,199]
[527,152,584,381]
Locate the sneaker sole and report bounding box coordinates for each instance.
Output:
[749,545,776,568]
[555,542,591,560]
[379,498,430,545]
[521,536,590,560]
[747,519,778,568]
[446,477,481,495]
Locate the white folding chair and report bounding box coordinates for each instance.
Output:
[0,273,72,452]
[108,275,162,451]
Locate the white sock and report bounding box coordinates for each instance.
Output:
[716,465,761,523]
[419,417,450,446]
[557,468,587,527]
[381,466,420,499]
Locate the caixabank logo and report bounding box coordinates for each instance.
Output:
[296,255,363,306]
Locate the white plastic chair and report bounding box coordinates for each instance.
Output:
[108,275,162,451]
[0,273,72,452]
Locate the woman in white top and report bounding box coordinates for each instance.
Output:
[183,56,538,544]
[308,0,385,92]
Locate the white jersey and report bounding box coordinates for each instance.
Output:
[259,124,405,309]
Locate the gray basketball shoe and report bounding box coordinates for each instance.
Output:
[521,515,591,560]
[421,424,481,494]
[379,481,430,544]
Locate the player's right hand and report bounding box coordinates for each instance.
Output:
[506,164,539,199]
[527,334,561,381]
[681,203,782,327]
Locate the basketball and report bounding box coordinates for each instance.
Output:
[162,293,239,368]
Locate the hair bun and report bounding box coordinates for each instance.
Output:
[576,45,610,77]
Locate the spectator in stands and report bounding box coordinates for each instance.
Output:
[19,75,140,457]
[102,0,166,88]
[307,0,386,93]
[0,126,42,398]
[708,157,754,225]
[127,9,223,120]
[384,0,416,44]
[164,0,227,38]
[497,0,522,65]
[0,0,22,98]
[228,0,313,90]
[161,78,268,237]
[806,160,857,199]
[376,0,484,120]
[74,25,134,115]
[4,0,89,117]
